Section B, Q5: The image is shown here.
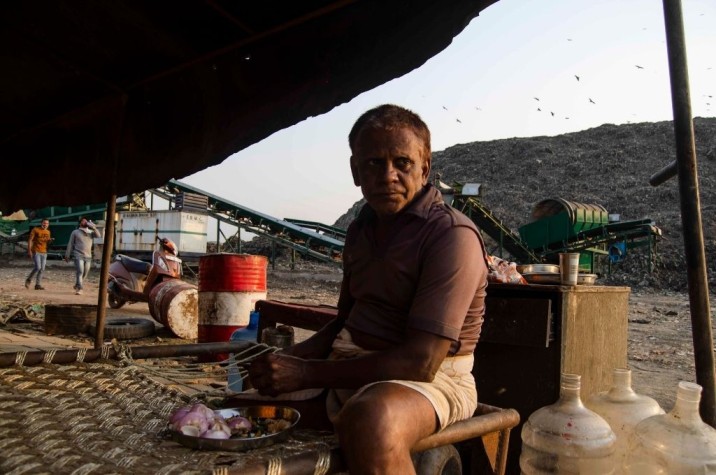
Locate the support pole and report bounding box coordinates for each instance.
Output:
[662,0,715,426]
[216,219,220,252]
[0,341,262,367]
[94,195,117,349]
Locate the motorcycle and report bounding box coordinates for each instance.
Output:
[107,236,183,309]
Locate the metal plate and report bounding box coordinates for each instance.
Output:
[522,272,562,284]
[516,264,560,275]
[523,273,598,285]
[170,405,300,451]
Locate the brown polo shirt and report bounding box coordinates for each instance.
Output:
[338,184,488,356]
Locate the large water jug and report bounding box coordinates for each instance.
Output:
[586,368,664,468]
[520,373,617,474]
[227,310,259,393]
[624,381,716,474]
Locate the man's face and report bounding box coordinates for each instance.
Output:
[350,126,430,219]
[80,219,88,228]
[40,220,49,229]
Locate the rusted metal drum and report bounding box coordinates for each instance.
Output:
[198,254,268,361]
[148,279,199,340]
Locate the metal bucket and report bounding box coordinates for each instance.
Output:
[148,280,198,340]
[198,254,268,361]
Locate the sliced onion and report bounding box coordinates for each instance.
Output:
[200,429,231,439]
[174,410,210,434]
[226,416,252,432]
[180,425,202,437]
[209,418,231,436]
[191,403,216,420]
[169,405,191,425]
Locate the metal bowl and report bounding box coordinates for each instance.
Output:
[170,405,300,451]
[516,264,560,275]
[578,273,598,285]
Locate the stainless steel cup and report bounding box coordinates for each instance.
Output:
[559,253,580,285]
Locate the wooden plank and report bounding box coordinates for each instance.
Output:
[559,287,630,400]
[255,300,338,342]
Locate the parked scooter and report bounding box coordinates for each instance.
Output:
[107,237,183,309]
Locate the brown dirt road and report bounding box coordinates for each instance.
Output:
[0,256,711,411]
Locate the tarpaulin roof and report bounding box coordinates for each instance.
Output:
[0,0,497,213]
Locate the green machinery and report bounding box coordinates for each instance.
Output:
[446,185,661,273]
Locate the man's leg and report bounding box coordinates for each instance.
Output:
[82,258,92,281]
[25,263,37,288]
[35,253,47,287]
[334,383,438,475]
[74,258,84,291]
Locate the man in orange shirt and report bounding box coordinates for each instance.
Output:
[25,219,53,290]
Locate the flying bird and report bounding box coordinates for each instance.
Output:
[635,65,644,69]
[575,75,580,81]
[442,106,448,111]
[534,97,540,101]
[456,118,462,123]
[475,106,482,111]
[550,111,555,117]
[537,108,542,112]
[567,38,573,42]
[589,98,596,104]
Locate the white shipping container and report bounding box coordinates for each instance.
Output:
[116,210,208,255]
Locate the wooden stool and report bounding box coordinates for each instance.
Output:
[413,403,520,475]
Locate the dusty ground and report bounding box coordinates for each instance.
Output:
[1,255,712,411]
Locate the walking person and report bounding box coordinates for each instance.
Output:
[65,216,101,295]
[25,219,53,290]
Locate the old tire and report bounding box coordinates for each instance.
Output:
[90,318,155,340]
[413,445,462,475]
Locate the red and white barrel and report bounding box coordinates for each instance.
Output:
[198,254,268,360]
[148,280,199,340]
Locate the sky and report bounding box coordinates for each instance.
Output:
[181,0,715,235]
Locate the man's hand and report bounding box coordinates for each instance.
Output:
[248,353,308,397]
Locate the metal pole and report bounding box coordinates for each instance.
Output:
[0,341,262,367]
[94,196,117,349]
[662,0,715,426]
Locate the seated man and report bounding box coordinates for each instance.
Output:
[248,104,488,474]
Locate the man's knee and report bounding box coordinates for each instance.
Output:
[335,387,415,448]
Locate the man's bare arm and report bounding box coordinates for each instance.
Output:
[249,329,452,396]
[277,317,345,359]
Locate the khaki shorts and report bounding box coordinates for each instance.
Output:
[326,329,477,430]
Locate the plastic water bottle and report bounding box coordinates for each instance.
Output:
[520,373,617,474]
[586,368,664,469]
[227,311,259,393]
[624,381,716,474]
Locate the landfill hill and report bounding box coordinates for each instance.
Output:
[334,117,716,291]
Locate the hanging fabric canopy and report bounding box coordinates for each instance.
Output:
[0,0,497,213]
